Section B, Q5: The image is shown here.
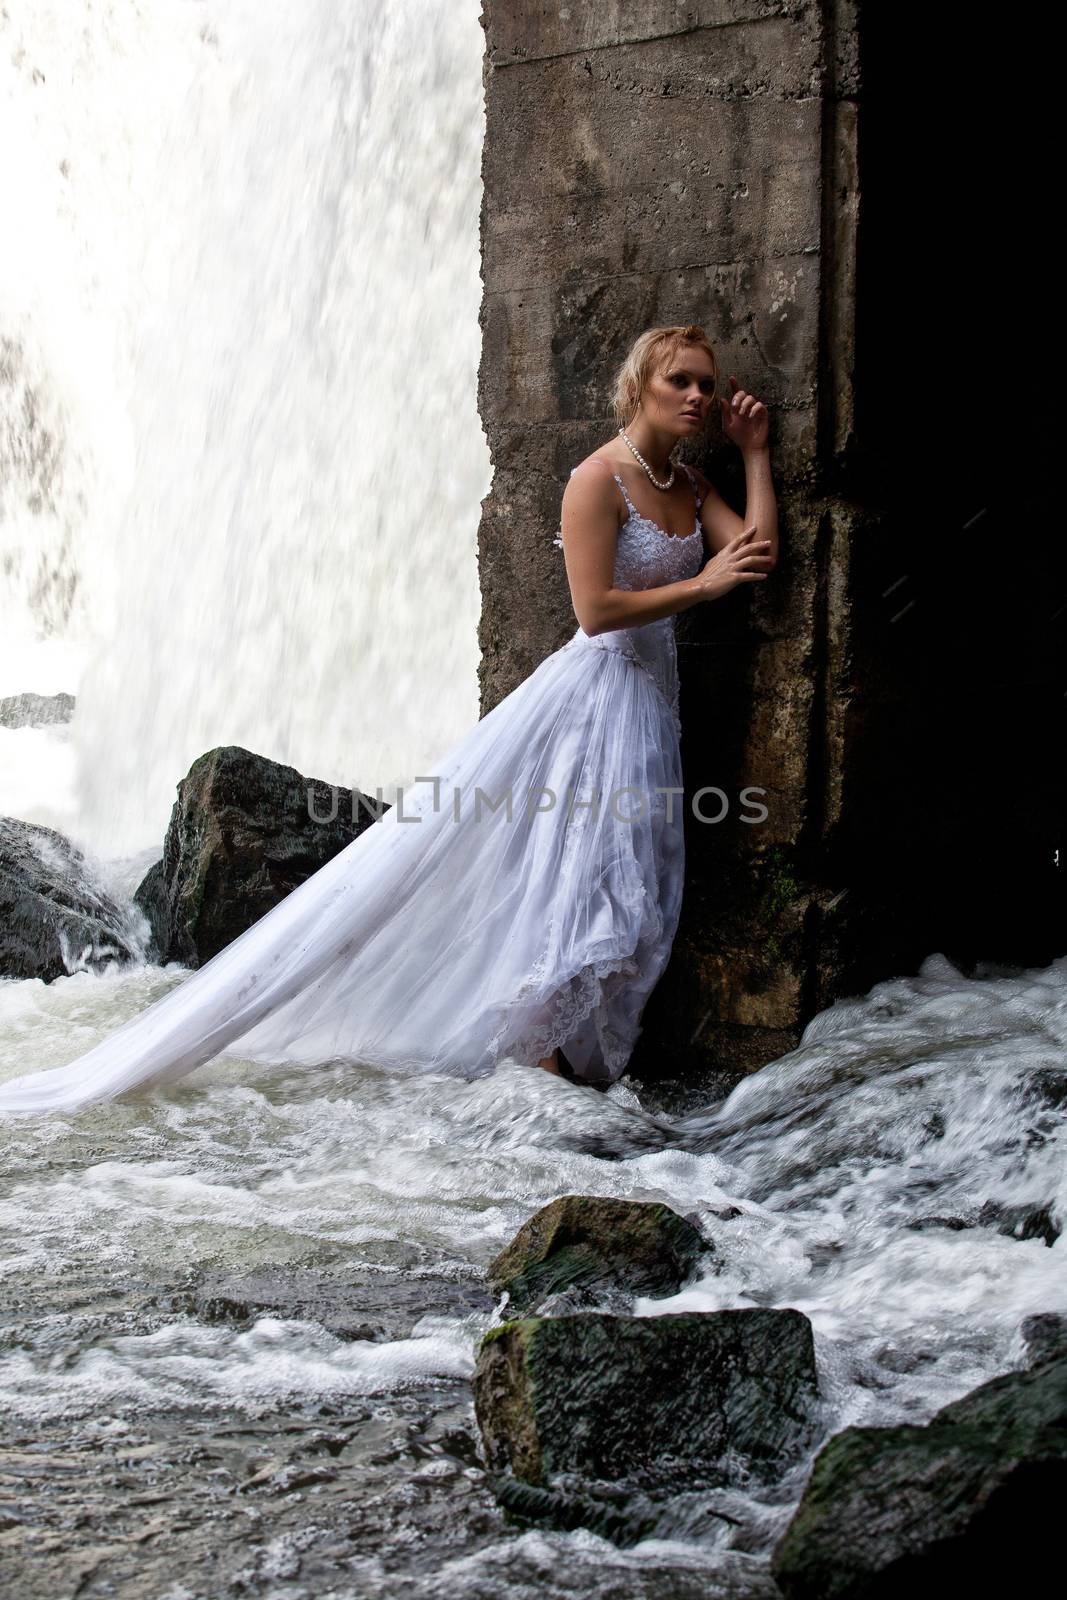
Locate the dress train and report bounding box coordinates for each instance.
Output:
[0,463,707,1113]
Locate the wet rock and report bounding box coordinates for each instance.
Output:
[564,1121,681,1160]
[0,690,75,727]
[131,854,168,960]
[1022,1066,1067,1109]
[1021,1313,1067,1367]
[473,1308,820,1493]
[487,1194,712,1314]
[171,1266,492,1343]
[487,1472,659,1547]
[907,1201,1062,1246]
[0,816,141,981]
[771,1354,1067,1598]
[133,744,389,965]
[977,1197,1060,1247]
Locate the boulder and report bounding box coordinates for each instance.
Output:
[132,855,169,960]
[473,1308,819,1492]
[0,816,141,980]
[1021,1313,1067,1368]
[133,745,388,965]
[771,1354,1067,1598]
[487,1194,712,1314]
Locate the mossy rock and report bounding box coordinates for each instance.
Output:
[134,744,388,966]
[474,1308,819,1492]
[487,1194,712,1313]
[772,1354,1067,1598]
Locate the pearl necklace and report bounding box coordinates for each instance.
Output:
[618,426,677,491]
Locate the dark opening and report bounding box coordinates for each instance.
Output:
[848,12,1065,978]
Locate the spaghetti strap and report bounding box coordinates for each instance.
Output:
[559,460,698,543]
[572,462,638,521]
[555,463,636,547]
[611,472,638,520]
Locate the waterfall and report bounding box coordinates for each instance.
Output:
[0,0,488,860]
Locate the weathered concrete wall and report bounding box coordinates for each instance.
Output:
[474,1,870,1092]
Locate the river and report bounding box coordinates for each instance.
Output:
[1,949,1064,1595]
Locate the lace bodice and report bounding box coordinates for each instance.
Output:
[553,460,706,737]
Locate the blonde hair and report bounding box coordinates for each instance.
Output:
[611,323,719,429]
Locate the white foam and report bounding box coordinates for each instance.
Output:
[0,1312,476,1423]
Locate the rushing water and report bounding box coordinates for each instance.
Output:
[1,949,1065,1595]
[0,0,487,860]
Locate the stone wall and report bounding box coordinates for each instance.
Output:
[474,1,1063,1093]
[475,0,856,1091]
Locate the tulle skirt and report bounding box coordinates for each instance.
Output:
[0,632,685,1112]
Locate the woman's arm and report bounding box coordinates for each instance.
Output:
[693,376,779,567]
[559,458,773,637]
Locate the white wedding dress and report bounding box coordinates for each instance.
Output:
[0,464,708,1113]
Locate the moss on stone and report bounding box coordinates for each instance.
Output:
[487,1194,711,1314]
[473,1308,820,1494]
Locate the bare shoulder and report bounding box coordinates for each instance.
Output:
[566,451,621,486]
[560,451,625,545]
[563,451,622,508]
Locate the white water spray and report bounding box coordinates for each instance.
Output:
[0,0,488,859]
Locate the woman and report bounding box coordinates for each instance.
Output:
[0,323,777,1114]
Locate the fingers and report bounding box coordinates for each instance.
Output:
[731,394,762,419]
[722,379,766,423]
[730,529,773,574]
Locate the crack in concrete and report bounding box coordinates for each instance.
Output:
[487,11,802,72]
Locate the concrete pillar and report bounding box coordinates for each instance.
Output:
[475,1,1064,1093]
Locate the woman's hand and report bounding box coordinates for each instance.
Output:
[720,375,769,453]
[693,523,773,601]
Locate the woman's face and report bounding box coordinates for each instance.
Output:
[639,345,717,436]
